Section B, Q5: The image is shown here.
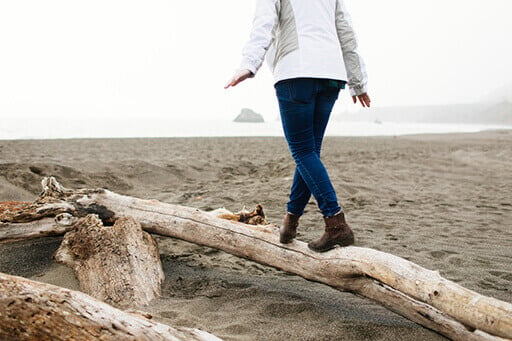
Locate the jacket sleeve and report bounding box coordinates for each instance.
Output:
[239,0,279,75]
[335,0,368,96]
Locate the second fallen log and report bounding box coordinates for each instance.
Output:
[0,272,221,341]
[54,214,164,309]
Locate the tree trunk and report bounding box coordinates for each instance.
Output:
[0,272,221,341]
[1,177,511,340]
[54,214,165,309]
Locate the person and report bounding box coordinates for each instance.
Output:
[225,0,371,252]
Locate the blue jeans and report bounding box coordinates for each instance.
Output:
[275,78,344,218]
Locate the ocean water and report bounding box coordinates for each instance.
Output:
[0,119,510,140]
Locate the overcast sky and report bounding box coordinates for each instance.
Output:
[1,0,511,122]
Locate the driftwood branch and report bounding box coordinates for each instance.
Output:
[1,177,511,340]
[346,277,507,341]
[0,272,221,341]
[0,214,75,243]
[54,215,165,309]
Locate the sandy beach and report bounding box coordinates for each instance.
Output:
[1,130,511,340]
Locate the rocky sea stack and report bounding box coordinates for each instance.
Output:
[233,108,264,123]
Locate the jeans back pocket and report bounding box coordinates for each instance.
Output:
[275,78,317,104]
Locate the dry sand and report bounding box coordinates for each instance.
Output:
[1,130,511,340]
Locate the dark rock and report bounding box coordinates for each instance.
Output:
[234,108,264,123]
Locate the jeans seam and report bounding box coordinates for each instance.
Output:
[286,83,294,103]
[299,155,340,216]
[295,157,325,208]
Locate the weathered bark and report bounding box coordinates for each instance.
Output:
[0,213,76,243]
[1,177,512,340]
[209,204,268,225]
[54,214,165,309]
[346,277,507,341]
[0,272,221,341]
[0,177,116,225]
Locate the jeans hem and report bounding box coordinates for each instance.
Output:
[322,206,343,218]
[286,205,304,217]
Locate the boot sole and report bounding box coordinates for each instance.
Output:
[280,234,296,244]
[307,237,354,252]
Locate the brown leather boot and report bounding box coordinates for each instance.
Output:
[308,211,354,252]
[280,212,300,244]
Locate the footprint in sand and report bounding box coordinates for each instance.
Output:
[221,323,252,335]
[385,234,398,241]
[429,250,458,259]
[447,256,464,266]
[489,270,512,281]
[475,257,492,266]
[220,281,253,290]
[160,311,179,319]
[478,277,508,291]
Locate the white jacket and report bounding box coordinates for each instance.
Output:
[239,0,368,96]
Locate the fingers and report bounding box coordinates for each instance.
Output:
[362,93,371,107]
[225,69,253,89]
[352,93,371,108]
[224,76,241,89]
[224,78,232,89]
[358,95,366,108]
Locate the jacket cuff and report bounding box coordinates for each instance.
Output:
[349,84,367,97]
[238,63,257,77]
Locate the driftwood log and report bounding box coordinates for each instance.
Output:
[54,214,165,309]
[1,177,512,340]
[0,198,77,242]
[0,272,221,341]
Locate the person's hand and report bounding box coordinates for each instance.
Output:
[224,69,254,89]
[352,93,371,108]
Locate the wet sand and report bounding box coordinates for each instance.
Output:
[1,130,511,340]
